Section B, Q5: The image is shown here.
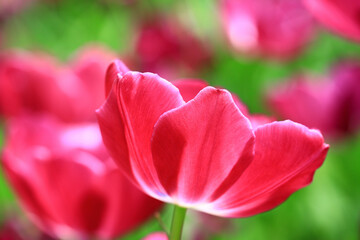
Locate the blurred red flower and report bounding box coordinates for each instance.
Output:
[1,115,162,239]
[0,45,115,122]
[303,0,360,42]
[268,61,360,138]
[220,0,315,59]
[97,60,329,218]
[133,15,212,79]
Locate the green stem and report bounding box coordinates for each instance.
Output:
[169,205,187,240]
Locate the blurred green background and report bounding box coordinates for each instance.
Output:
[1,0,360,239]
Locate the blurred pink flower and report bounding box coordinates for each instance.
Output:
[193,213,233,240]
[220,0,315,59]
[303,0,360,42]
[0,45,115,122]
[268,61,360,138]
[97,60,329,218]
[134,15,212,79]
[1,115,162,239]
[142,232,168,240]
[0,0,33,20]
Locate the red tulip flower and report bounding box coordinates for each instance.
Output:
[1,115,162,239]
[134,15,212,79]
[268,61,360,138]
[303,0,360,42]
[97,60,329,219]
[220,0,314,59]
[0,45,115,122]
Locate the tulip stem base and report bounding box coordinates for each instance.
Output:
[169,205,187,240]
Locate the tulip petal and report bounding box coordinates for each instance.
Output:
[97,72,185,194]
[1,158,50,225]
[151,87,254,204]
[231,93,250,116]
[248,114,275,129]
[267,77,334,133]
[96,87,132,178]
[105,60,130,98]
[172,79,208,102]
[207,120,328,217]
[99,170,163,238]
[303,0,360,42]
[172,79,249,115]
[78,189,107,233]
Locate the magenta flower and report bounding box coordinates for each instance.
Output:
[134,15,212,79]
[268,61,360,138]
[142,232,168,240]
[0,45,115,122]
[303,0,360,42]
[96,60,329,218]
[1,115,162,239]
[220,0,314,59]
[0,0,33,20]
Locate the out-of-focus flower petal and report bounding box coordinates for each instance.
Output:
[2,116,162,239]
[172,79,249,114]
[221,0,314,59]
[142,232,168,240]
[134,16,212,79]
[0,46,116,122]
[248,115,276,129]
[330,62,360,134]
[172,79,208,102]
[268,61,360,138]
[268,77,334,132]
[303,0,360,42]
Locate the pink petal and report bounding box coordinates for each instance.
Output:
[151,87,254,204]
[303,0,360,42]
[221,0,314,58]
[105,60,130,98]
[231,93,249,116]
[33,158,97,233]
[96,87,132,178]
[1,158,51,224]
[267,77,334,134]
[142,232,168,240]
[97,72,185,194]
[208,121,328,217]
[1,116,162,239]
[330,61,360,136]
[172,79,249,115]
[99,170,163,239]
[172,79,208,102]
[248,114,275,129]
[70,46,116,119]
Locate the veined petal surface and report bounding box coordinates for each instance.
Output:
[206,121,328,217]
[151,87,254,205]
[97,72,185,195]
